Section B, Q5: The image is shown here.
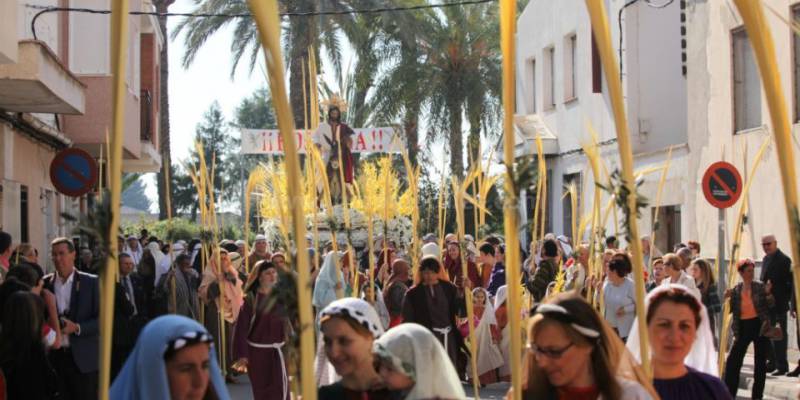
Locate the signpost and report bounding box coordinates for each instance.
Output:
[49,148,98,197]
[702,161,743,336]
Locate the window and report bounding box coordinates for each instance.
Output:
[562,173,582,241]
[530,59,537,112]
[544,46,556,109]
[564,34,577,101]
[591,31,602,93]
[652,205,681,253]
[732,27,761,132]
[20,185,28,243]
[794,5,800,122]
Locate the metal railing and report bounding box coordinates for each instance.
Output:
[140,89,152,142]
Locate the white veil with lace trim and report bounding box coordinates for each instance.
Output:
[373,323,465,400]
[625,283,718,376]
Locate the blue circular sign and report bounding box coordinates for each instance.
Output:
[49,148,98,197]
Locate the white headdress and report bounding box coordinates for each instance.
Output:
[373,323,465,400]
[625,283,718,376]
[494,284,509,309]
[320,297,385,338]
[472,287,505,375]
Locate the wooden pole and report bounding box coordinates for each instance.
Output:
[499,2,523,399]
[247,2,316,398]
[584,0,651,375]
[100,1,128,398]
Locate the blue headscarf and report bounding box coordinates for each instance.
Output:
[110,315,230,400]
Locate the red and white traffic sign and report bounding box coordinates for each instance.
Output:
[702,161,742,209]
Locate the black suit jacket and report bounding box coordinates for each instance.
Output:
[113,274,147,348]
[44,269,100,374]
[761,249,793,312]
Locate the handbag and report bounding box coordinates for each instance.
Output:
[761,320,784,341]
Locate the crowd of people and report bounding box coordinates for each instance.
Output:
[0,226,794,400]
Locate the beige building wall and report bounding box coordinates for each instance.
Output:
[0,123,79,271]
[686,0,800,262]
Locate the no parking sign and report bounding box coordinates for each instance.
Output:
[702,161,742,209]
[49,148,98,197]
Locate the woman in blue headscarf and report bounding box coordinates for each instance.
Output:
[110,315,230,400]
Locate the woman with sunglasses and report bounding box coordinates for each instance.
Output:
[660,253,700,298]
[722,259,773,400]
[626,284,730,399]
[519,293,656,399]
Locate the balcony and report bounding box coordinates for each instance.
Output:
[501,114,560,160]
[0,40,85,114]
[123,89,161,173]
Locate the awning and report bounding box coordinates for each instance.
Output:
[495,114,559,161]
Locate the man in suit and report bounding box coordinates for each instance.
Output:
[111,252,147,380]
[45,237,100,399]
[760,234,794,375]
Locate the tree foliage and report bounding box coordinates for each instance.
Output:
[121,174,152,212]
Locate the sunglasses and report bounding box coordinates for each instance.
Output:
[527,342,574,359]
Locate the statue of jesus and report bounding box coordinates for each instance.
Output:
[313,104,355,204]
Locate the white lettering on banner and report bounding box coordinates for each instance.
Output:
[240,128,400,154]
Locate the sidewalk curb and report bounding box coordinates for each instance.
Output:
[738,354,800,399]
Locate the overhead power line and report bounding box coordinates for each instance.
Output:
[27,0,496,40]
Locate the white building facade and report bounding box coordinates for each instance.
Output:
[685,0,800,262]
[515,0,689,254]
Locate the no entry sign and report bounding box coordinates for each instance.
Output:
[702,161,742,209]
[49,148,98,197]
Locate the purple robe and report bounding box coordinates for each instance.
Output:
[232,293,288,400]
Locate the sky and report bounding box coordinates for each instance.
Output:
[144,0,266,207]
[143,0,461,211]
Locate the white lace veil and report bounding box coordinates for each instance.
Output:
[373,323,466,400]
[474,287,497,326]
[494,284,508,309]
[625,283,718,376]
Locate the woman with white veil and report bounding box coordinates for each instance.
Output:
[626,284,730,399]
[494,285,511,381]
[460,287,504,385]
[373,323,466,400]
[313,250,345,386]
[313,250,344,313]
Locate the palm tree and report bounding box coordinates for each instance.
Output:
[368,1,435,166]
[153,0,175,220]
[371,2,502,178]
[172,0,383,129]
